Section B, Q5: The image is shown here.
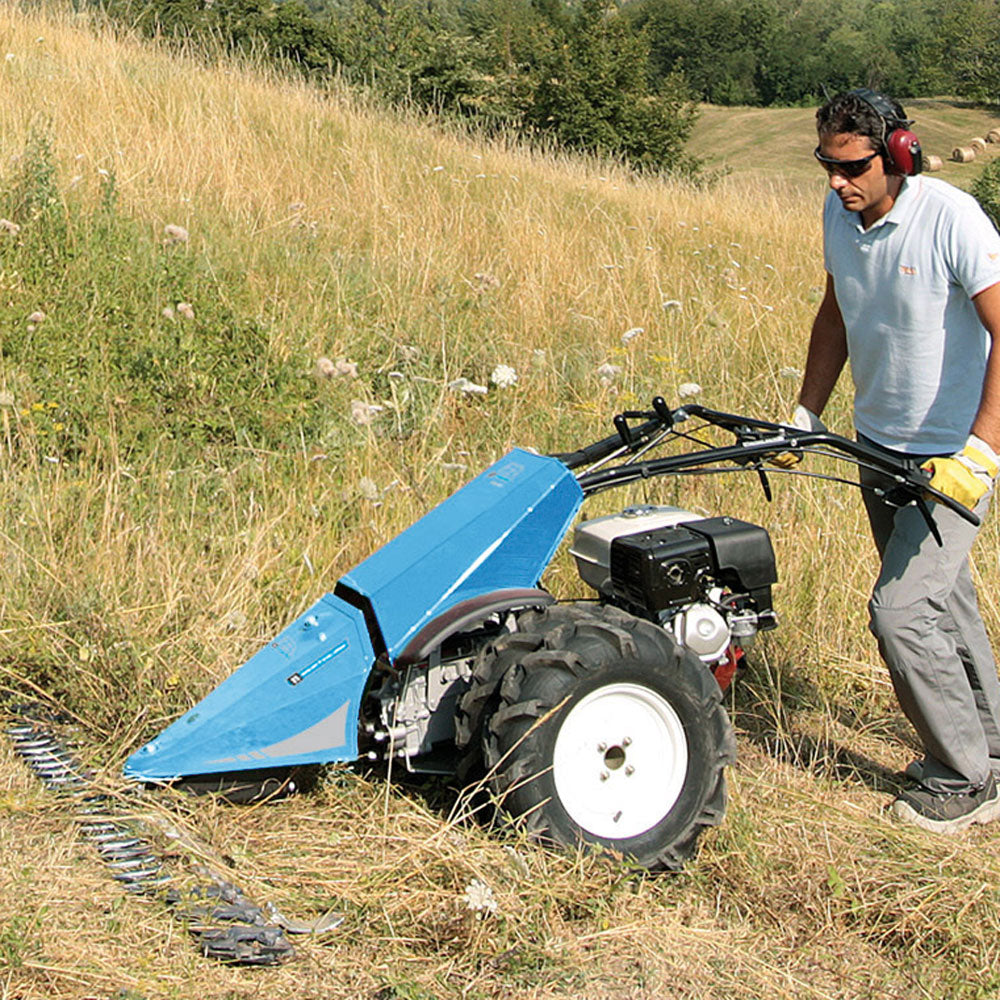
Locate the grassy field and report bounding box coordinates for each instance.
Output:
[4,6,1000,999]
[691,98,1000,190]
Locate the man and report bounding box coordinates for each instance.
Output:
[791,88,1000,833]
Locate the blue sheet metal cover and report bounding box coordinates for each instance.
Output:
[340,449,583,660]
[123,595,374,780]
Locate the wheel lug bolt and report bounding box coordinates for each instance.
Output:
[599,771,609,782]
[622,737,632,747]
[625,765,634,776]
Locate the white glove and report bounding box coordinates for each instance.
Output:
[771,406,826,468]
[785,404,827,433]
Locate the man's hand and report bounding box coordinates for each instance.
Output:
[921,435,1000,511]
[771,405,827,468]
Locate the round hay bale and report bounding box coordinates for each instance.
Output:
[925,154,944,172]
[987,129,1000,143]
[952,146,976,163]
[971,137,988,152]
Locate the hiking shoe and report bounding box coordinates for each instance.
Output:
[890,773,1000,833]
[903,759,1000,783]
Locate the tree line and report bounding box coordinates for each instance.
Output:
[93,0,1000,176]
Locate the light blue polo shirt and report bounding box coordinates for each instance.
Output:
[824,175,1000,454]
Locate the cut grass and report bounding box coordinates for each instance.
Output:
[691,97,1000,191]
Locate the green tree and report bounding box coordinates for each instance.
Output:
[525,0,699,172]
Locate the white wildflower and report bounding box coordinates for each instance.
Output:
[315,357,337,379]
[678,382,702,399]
[334,359,359,378]
[473,272,500,292]
[162,306,175,321]
[222,610,247,631]
[26,324,35,334]
[463,878,498,916]
[350,399,382,425]
[0,390,14,407]
[163,223,189,244]
[621,327,644,344]
[27,310,45,324]
[490,364,517,389]
[399,344,420,363]
[661,299,682,311]
[176,302,195,320]
[358,477,380,502]
[596,363,622,380]
[779,367,803,379]
[0,219,20,235]
[448,377,488,396]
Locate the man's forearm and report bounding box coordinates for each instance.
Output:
[799,276,848,418]
[970,282,1000,452]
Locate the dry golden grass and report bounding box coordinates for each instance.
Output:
[4,5,1000,999]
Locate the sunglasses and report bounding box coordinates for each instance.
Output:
[813,146,879,179]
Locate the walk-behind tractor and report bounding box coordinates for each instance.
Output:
[124,401,975,871]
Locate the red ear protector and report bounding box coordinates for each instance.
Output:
[848,88,923,176]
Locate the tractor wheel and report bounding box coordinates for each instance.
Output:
[482,604,736,871]
[454,627,547,783]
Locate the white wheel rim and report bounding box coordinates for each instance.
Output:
[552,682,688,839]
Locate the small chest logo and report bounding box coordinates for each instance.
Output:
[899,265,917,276]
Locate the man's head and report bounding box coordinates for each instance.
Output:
[816,90,907,160]
[814,89,918,226]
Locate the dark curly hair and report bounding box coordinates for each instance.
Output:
[816,90,909,158]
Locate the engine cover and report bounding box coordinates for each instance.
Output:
[611,525,712,612]
[572,507,777,623]
[570,505,704,595]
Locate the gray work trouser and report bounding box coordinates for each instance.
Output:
[860,438,1000,793]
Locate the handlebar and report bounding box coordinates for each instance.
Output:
[553,398,979,539]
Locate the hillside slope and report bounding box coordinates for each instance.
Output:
[691,98,1000,190]
[3,7,1000,1000]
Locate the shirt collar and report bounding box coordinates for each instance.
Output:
[852,175,921,232]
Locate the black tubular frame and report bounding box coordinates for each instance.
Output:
[551,398,978,542]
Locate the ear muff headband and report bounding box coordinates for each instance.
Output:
[847,87,923,176]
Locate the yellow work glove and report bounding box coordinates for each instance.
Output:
[771,405,826,469]
[921,435,1000,511]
